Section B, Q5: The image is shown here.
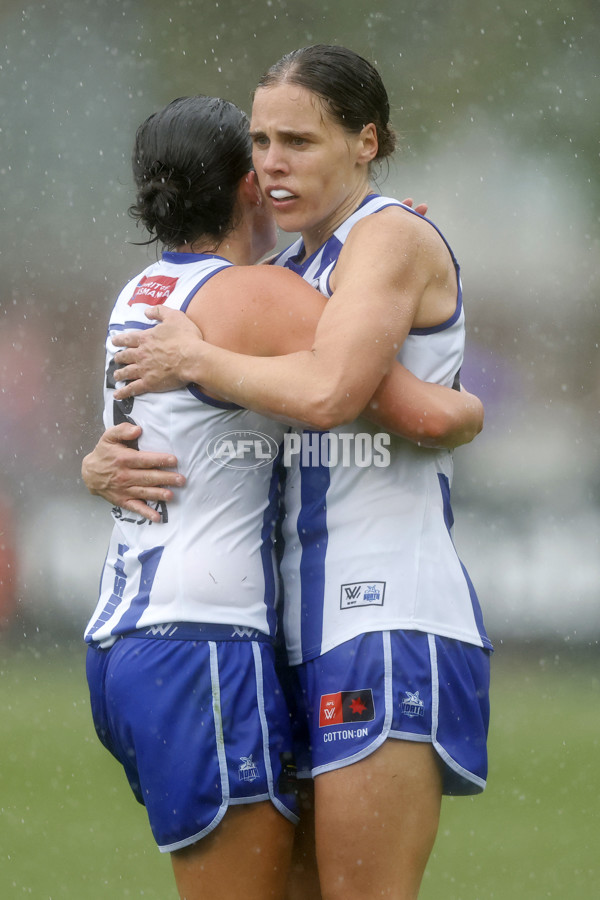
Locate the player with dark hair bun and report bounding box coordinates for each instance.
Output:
[129,96,252,248]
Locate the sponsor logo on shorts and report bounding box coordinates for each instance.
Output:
[323,727,369,742]
[319,689,375,728]
[207,430,280,469]
[238,754,259,782]
[128,275,179,305]
[401,691,425,718]
[340,582,385,609]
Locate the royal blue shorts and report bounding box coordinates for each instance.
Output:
[86,630,299,852]
[285,630,491,795]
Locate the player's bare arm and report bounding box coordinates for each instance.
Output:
[113,208,442,429]
[187,257,482,446]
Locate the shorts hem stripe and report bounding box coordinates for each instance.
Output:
[158,802,228,853]
[311,733,388,778]
[252,644,300,825]
[432,740,487,792]
[388,730,431,743]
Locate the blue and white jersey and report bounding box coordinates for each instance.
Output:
[85,252,287,648]
[273,195,491,665]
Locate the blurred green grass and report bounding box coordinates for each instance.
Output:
[1,638,598,898]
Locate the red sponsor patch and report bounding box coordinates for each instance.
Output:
[128,275,179,306]
[319,689,375,727]
[319,693,344,727]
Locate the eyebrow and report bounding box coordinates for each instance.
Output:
[249,128,316,140]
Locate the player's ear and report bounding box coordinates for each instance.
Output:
[356,123,378,165]
[240,170,262,207]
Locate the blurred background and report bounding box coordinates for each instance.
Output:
[0,1,598,897]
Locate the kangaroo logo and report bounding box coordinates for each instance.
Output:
[238,755,259,782]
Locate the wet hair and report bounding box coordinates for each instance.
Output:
[256,45,396,160]
[129,95,252,249]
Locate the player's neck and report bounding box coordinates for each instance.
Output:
[176,231,253,267]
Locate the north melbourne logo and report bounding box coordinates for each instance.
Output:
[401,691,425,718]
[340,581,385,609]
[238,754,260,782]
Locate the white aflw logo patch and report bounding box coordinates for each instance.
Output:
[340,582,386,609]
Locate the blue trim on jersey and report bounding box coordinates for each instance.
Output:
[186,384,242,410]
[110,545,165,634]
[438,473,455,532]
[180,261,232,313]
[297,436,331,659]
[86,541,130,640]
[162,251,231,266]
[108,321,155,337]
[399,203,463,336]
[437,474,493,651]
[322,199,407,296]
[458,561,492,651]
[283,193,464,337]
[284,236,342,283]
[260,445,286,636]
[408,287,463,335]
[272,193,376,274]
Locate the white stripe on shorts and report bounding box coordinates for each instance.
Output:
[428,634,486,792]
[160,641,230,852]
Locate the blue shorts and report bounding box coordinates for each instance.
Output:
[86,632,299,852]
[286,630,491,796]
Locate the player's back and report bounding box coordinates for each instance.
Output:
[85,252,287,647]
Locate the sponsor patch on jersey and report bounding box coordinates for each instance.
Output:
[319,689,375,727]
[340,581,385,609]
[128,275,179,306]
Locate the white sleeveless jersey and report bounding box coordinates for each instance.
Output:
[273,195,491,664]
[84,252,287,647]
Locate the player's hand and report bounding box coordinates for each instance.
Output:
[402,197,428,217]
[112,306,204,399]
[81,423,185,522]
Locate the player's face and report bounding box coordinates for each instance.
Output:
[250,83,373,255]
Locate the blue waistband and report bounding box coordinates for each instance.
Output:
[116,622,273,643]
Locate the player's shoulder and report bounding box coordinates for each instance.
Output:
[360,201,433,237]
[207,260,301,296]
[347,202,446,262]
[190,259,319,336]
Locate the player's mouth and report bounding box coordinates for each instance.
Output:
[267,187,298,205]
